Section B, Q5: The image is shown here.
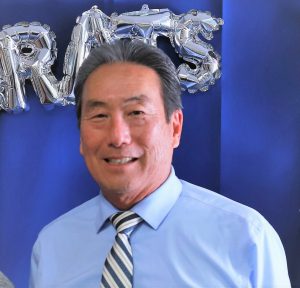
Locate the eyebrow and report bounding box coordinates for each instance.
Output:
[84,99,106,110]
[84,95,150,109]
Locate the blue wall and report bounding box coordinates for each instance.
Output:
[0,0,299,286]
[221,1,300,285]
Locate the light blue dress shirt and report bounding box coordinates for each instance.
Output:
[30,169,291,287]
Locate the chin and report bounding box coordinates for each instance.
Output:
[99,181,133,196]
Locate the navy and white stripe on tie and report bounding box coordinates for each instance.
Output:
[101,211,143,288]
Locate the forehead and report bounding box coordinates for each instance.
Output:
[81,62,163,107]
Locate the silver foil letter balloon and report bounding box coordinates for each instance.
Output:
[0,22,73,112]
[67,4,223,94]
[172,9,223,92]
[0,5,223,112]
[109,5,224,92]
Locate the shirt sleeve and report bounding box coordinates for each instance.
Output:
[250,218,291,287]
[29,237,41,288]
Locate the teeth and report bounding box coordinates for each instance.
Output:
[107,157,134,164]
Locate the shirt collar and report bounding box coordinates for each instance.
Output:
[95,167,182,232]
[95,193,119,233]
[131,168,182,229]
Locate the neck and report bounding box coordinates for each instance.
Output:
[102,190,154,210]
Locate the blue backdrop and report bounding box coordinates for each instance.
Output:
[0,0,299,287]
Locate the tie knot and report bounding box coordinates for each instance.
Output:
[110,211,142,236]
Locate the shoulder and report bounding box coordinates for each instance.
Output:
[178,180,273,237]
[173,180,290,286]
[37,195,101,239]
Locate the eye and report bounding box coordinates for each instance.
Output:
[129,110,145,116]
[97,114,107,118]
[92,113,107,119]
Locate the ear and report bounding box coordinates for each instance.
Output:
[171,109,183,148]
[79,136,83,155]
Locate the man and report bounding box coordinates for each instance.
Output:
[30,40,291,287]
[0,271,14,288]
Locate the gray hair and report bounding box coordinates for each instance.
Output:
[74,40,182,125]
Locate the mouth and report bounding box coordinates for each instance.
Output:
[104,157,138,165]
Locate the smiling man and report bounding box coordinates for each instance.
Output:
[79,62,182,210]
[30,40,290,287]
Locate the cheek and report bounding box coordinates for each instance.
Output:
[80,128,101,153]
[141,127,174,160]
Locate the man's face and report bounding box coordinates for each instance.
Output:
[80,62,183,208]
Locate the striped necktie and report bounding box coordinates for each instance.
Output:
[101,211,143,288]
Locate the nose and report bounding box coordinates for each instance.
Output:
[108,115,131,148]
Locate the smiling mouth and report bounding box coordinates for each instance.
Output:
[104,157,138,165]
